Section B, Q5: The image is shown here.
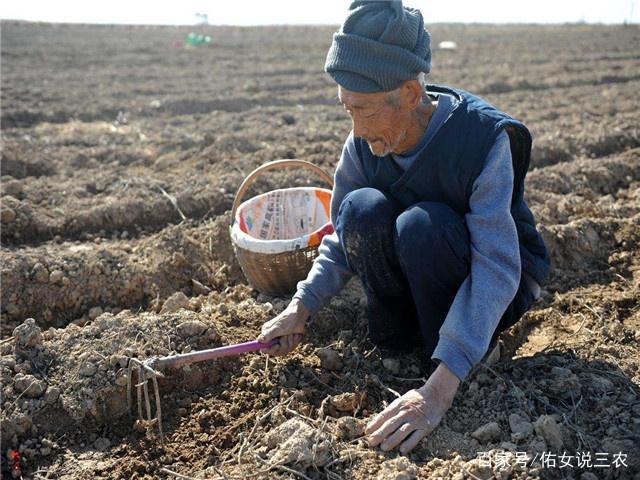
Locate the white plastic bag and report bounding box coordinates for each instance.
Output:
[231,187,334,254]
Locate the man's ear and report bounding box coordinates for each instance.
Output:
[401,80,423,109]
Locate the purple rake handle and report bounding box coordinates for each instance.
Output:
[151,339,279,369]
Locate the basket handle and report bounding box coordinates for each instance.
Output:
[230,159,334,225]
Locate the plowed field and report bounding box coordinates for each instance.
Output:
[1,22,639,479]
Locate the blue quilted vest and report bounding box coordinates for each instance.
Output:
[355,84,551,285]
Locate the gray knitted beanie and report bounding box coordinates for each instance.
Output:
[325,0,431,93]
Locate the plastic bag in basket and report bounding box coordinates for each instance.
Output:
[231,187,334,254]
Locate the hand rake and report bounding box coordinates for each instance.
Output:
[126,339,278,442]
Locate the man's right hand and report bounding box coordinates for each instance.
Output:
[258,299,310,356]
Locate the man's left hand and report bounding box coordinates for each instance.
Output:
[365,363,460,454]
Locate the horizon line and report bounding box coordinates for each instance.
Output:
[3,18,639,27]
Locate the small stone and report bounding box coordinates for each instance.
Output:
[41,438,55,448]
[1,207,16,224]
[471,421,502,443]
[316,348,343,371]
[382,358,401,375]
[534,415,563,450]
[133,420,147,432]
[191,279,211,295]
[88,307,103,320]
[161,292,190,313]
[3,179,23,197]
[590,374,614,392]
[14,373,47,398]
[13,318,43,348]
[176,320,207,338]
[49,270,64,284]
[334,416,365,440]
[0,356,16,369]
[32,263,49,283]
[508,413,533,441]
[115,373,129,386]
[79,362,97,377]
[329,392,366,412]
[549,370,582,398]
[43,386,61,405]
[94,437,111,451]
[40,447,52,456]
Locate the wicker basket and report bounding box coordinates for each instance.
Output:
[230,159,334,295]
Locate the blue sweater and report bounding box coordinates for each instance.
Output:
[294,92,535,380]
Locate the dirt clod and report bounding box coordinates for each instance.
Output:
[333,416,365,440]
[13,373,47,398]
[48,270,64,284]
[508,413,533,441]
[329,391,366,412]
[316,347,343,371]
[88,306,103,320]
[471,421,502,444]
[176,319,208,338]
[161,292,191,314]
[13,319,42,349]
[382,358,401,374]
[376,457,418,480]
[43,386,60,405]
[263,418,332,468]
[533,414,564,450]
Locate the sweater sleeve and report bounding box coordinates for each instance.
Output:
[431,130,521,381]
[293,132,367,315]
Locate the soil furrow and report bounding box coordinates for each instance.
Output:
[0,216,241,331]
[1,177,237,245]
[530,114,640,169]
[527,148,640,198]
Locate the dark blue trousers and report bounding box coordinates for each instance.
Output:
[336,187,533,355]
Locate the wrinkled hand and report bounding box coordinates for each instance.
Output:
[258,299,309,356]
[365,364,460,454]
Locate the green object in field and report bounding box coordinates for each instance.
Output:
[186,32,211,46]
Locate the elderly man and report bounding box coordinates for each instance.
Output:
[258,0,550,454]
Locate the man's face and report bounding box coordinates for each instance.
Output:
[338,86,412,157]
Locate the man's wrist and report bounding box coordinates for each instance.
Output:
[420,362,460,404]
[290,298,310,324]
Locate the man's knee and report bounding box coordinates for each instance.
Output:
[394,201,469,270]
[336,187,398,240]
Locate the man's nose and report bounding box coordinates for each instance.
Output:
[352,119,368,139]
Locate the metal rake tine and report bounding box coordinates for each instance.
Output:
[142,367,153,424]
[126,360,134,419]
[136,365,144,421]
[146,364,164,443]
